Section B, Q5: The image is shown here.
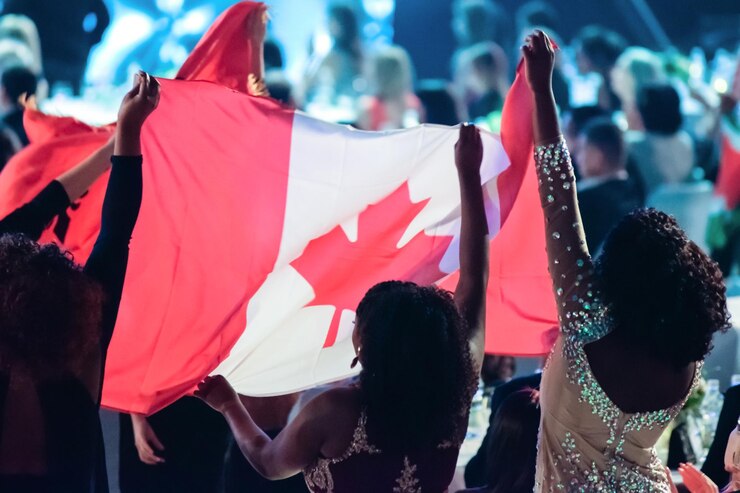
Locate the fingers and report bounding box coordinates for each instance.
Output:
[522,30,554,56]
[137,71,147,95]
[194,376,217,399]
[136,438,164,465]
[149,430,165,452]
[147,76,161,107]
[127,71,160,106]
[460,123,479,137]
[679,463,719,492]
[138,446,164,465]
[665,467,679,493]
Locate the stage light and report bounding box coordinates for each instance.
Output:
[362,0,395,20]
[712,78,729,94]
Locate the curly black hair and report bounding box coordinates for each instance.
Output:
[0,234,104,378]
[595,209,730,369]
[356,281,477,449]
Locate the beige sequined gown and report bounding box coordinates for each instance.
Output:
[533,138,701,492]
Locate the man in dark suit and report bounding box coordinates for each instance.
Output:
[574,117,643,254]
[1,0,109,94]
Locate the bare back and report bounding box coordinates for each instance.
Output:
[585,332,696,414]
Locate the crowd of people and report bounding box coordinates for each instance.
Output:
[0,1,738,492]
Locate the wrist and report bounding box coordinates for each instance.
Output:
[114,127,142,156]
[457,167,482,180]
[220,398,242,416]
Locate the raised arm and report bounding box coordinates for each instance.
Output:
[0,139,113,239]
[523,31,596,332]
[56,137,114,201]
[453,124,490,371]
[84,72,159,383]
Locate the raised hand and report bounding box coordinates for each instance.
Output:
[521,30,556,95]
[454,123,483,177]
[116,71,160,156]
[118,71,160,131]
[194,375,240,414]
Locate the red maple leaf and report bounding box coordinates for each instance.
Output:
[291,182,454,348]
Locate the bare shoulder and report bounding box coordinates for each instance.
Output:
[297,384,363,458]
[297,385,363,424]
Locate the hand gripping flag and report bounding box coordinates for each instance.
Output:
[0,2,557,414]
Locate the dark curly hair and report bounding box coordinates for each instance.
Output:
[0,234,104,378]
[356,281,477,449]
[595,209,730,368]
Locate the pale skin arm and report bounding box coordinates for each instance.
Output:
[55,136,114,202]
[453,124,490,372]
[131,414,165,465]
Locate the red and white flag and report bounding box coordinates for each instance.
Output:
[0,2,557,414]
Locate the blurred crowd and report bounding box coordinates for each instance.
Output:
[1,1,738,271]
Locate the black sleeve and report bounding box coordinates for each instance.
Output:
[84,155,143,381]
[0,180,70,240]
[702,385,740,486]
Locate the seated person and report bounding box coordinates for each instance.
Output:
[459,389,541,493]
[466,327,557,487]
[575,117,642,253]
[464,373,542,487]
[626,83,694,196]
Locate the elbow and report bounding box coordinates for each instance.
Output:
[245,441,286,481]
[254,461,291,482]
[253,462,278,480]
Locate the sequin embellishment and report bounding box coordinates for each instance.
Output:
[392,457,422,493]
[304,412,380,493]
[532,138,702,493]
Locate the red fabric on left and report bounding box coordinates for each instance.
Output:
[0,110,113,261]
[0,1,266,262]
[102,79,294,413]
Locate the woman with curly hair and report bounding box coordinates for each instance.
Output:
[196,123,489,492]
[523,31,730,492]
[0,72,159,492]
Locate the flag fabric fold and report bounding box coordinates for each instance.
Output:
[0,1,557,414]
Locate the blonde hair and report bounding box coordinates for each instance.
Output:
[370,45,415,100]
[612,47,665,108]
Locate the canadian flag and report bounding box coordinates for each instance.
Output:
[0,2,557,414]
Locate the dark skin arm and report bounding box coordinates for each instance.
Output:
[524,30,594,329]
[453,124,489,372]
